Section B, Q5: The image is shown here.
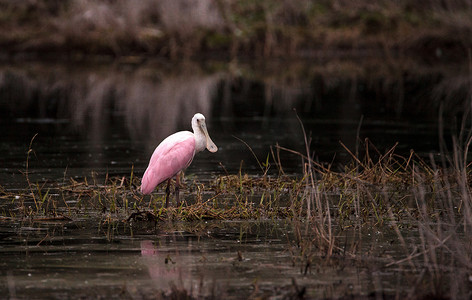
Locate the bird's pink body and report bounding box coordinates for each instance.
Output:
[141,131,196,195]
[140,113,217,198]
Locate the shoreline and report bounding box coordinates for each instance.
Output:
[0,1,470,64]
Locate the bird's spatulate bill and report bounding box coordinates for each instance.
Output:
[202,124,218,153]
[206,136,218,153]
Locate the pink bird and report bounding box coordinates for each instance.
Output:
[141,113,218,206]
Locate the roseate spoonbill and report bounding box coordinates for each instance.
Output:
[141,113,218,206]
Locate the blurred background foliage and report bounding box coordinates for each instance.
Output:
[0,0,470,60]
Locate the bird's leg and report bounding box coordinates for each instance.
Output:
[175,172,181,207]
[165,179,171,208]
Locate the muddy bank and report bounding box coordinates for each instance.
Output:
[0,0,471,61]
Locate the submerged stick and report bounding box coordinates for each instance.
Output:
[25,133,39,211]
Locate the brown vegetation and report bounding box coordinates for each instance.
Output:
[0,0,471,60]
[1,124,472,298]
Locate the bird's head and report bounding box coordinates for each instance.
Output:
[192,113,218,153]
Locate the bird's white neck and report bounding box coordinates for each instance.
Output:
[191,116,206,153]
[193,126,206,153]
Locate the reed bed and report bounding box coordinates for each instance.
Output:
[0,137,467,226]
[1,134,471,299]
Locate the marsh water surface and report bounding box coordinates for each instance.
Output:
[1,213,424,299]
[0,57,469,299]
[0,58,460,186]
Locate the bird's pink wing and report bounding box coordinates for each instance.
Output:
[141,132,196,194]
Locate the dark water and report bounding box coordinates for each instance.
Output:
[1,216,415,299]
[0,57,470,298]
[0,57,466,189]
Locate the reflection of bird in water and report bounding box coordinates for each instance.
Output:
[139,240,183,293]
[140,240,158,256]
[141,113,218,206]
